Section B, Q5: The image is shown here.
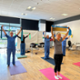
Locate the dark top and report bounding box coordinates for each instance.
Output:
[18,35,28,43]
[68,40,71,47]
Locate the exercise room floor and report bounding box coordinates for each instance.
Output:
[0,48,80,80]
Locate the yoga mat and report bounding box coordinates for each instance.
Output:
[16,54,27,59]
[73,62,80,67]
[41,57,63,65]
[40,67,70,80]
[9,61,27,75]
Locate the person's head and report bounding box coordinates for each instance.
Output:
[56,32,61,40]
[10,31,13,37]
[46,35,49,39]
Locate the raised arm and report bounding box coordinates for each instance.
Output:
[43,31,46,38]
[51,26,55,41]
[17,36,21,39]
[17,27,22,35]
[62,27,70,41]
[68,36,70,39]
[27,33,30,36]
[1,25,7,35]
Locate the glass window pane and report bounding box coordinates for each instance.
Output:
[3,26,9,30]
[16,27,20,30]
[0,22,9,25]
[10,27,17,30]
[0,39,7,47]
[10,23,21,27]
[0,25,1,30]
[2,31,10,39]
[10,27,20,31]
[0,31,1,39]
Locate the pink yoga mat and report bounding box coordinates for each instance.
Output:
[40,67,70,80]
[9,61,27,75]
[73,62,80,67]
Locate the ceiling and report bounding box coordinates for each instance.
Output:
[0,0,80,21]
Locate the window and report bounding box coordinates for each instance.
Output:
[2,31,10,39]
[3,26,9,30]
[10,23,21,27]
[0,25,1,30]
[0,31,1,39]
[0,22,9,26]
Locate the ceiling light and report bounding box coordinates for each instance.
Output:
[32,7,36,10]
[27,6,31,9]
[21,13,27,15]
[50,17,55,20]
[62,13,68,16]
[22,13,24,15]
[79,8,80,9]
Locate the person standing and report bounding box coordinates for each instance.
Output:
[17,33,30,55]
[51,26,70,79]
[2,25,22,67]
[43,31,51,59]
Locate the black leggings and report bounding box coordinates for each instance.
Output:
[54,54,63,73]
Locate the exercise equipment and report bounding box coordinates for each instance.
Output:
[30,43,38,55]
[38,42,44,48]
[52,25,72,36]
[30,43,44,55]
[35,52,38,55]
[21,30,23,41]
[29,34,31,39]
[40,68,69,80]
[16,54,27,59]
[41,57,63,65]
[9,61,27,75]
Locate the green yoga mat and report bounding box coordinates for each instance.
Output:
[16,54,27,59]
[43,37,44,39]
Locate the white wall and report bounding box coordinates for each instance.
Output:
[56,20,80,45]
[17,30,43,50]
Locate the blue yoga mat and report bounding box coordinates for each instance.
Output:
[41,57,63,65]
[52,25,72,36]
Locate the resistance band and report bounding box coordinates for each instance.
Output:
[29,34,31,39]
[21,30,23,41]
[21,30,31,40]
[52,25,72,36]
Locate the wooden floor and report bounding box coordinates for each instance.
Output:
[0,48,80,80]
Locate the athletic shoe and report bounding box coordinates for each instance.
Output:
[58,75,62,79]
[54,76,59,79]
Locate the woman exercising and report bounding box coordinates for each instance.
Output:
[51,26,70,79]
[2,25,22,67]
[17,33,30,55]
[17,33,30,43]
